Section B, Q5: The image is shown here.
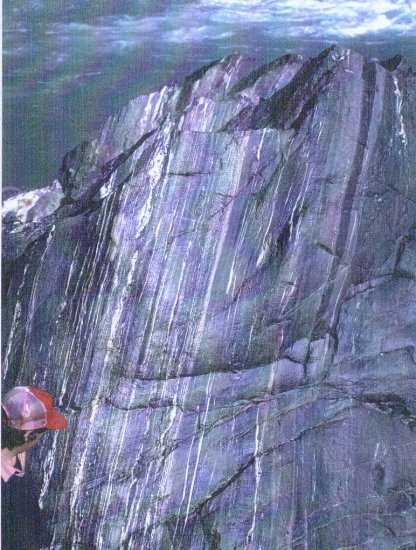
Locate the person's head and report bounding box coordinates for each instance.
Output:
[2,386,67,453]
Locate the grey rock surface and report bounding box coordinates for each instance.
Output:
[2,46,416,549]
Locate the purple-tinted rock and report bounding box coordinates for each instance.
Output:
[2,46,416,549]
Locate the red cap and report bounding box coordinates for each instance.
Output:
[29,387,68,429]
[2,386,67,431]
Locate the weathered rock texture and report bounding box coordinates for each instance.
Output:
[2,46,416,549]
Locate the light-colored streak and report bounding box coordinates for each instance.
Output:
[184,372,214,524]
[246,406,264,546]
[393,75,408,149]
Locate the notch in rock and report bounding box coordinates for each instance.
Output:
[380,55,403,72]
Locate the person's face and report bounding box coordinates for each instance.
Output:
[14,429,46,454]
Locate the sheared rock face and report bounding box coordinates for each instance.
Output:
[2,45,416,549]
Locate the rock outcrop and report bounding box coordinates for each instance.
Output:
[2,46,416,549]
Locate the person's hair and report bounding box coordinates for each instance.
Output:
[1,407,46,450]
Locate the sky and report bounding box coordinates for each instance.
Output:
[3,0,416,192]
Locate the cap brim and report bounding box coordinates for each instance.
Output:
[46,408,68,429]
